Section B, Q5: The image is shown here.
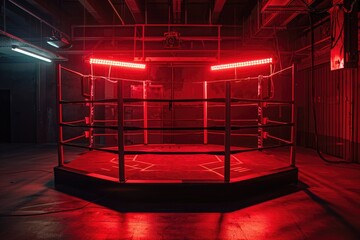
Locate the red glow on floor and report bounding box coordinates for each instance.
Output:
[89,58,146,69]
[211,58,272,71]
[64,144,289,181]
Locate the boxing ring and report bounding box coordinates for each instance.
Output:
[54,59,298,200]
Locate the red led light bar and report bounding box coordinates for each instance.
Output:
[89,58,146,69]
[211,58,272,71]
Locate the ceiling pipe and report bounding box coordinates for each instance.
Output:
[172,0,182,23]
[184,0,187,24]
[145,0,147,24]
[78,0,108,24]
[125,0,144,23]
[3,0,6,31]
[26,0,65,23]
[8,0,69,39]
[108,0,125,25]
[211,0,226,24]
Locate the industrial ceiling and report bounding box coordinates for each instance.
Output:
[0,0,335,62]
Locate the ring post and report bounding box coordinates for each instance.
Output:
[143,81,148,145]
[203,81,208,144]
[117,80,125,182]
[89,64,95,149]
[257,75,264,149]
[224,81,231,182]
[290,64,296,166]
[57,64,64,166]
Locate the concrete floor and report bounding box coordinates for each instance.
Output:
[0,144,359,239]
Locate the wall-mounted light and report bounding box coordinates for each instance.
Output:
[46,35,71,49]
[211,58,272,71]
[89,58,146,69]
[11,46,52,62]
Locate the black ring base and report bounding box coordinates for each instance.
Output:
[54,166,298,202]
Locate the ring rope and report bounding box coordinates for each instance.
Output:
[61,142,292,156]
[62,134,86,143]
[266,134,292,144]
[92,118,270,123]
[61,66,148,83]
[60,98,293,104]
[60,122,293,131]
[198,65,293,84]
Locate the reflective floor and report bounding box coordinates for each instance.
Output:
[0,144,359,239]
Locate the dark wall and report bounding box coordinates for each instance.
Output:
[0,62,56,143]
[290,13,360,163]
[42,63,57,143]
[0,63,36,142]
[296,62,359,162]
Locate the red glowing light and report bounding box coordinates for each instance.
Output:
[89,58,146,69]
[211,58,272,71]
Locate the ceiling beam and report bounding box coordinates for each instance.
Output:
[125,0,144,23]
[173,0,182,23]
[211,0,226,24]
[23,0,65,22]
[9,0,70,38]
[108,0,125,25]
[78,0,111,24]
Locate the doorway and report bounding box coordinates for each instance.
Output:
[0,90,11,142]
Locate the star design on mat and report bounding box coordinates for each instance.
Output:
[110,156,155,171]
[199,155,250,178]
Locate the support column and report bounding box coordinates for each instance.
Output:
[224,81,231,182]
[290,64,296,166]
[257,75,263,149]
[142,25,145,60]
[89,65,95,149]
[203,81,208,144]
[217,26,221,62]
[143,81,148,145]
[56,64,64,166]
[117,80,125,182]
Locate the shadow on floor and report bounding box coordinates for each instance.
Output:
[303,188,360,237]
[52,180,307,213]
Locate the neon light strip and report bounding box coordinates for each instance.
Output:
[90,58,146,69]
[11,46,52,62]
[211,58,272,71]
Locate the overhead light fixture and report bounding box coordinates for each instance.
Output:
[11,46,52,62]
[46,35,72,49]
[211,58,272,71]
[89,58,146,69]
